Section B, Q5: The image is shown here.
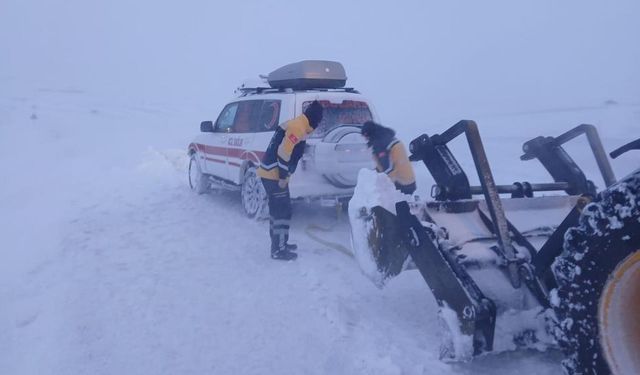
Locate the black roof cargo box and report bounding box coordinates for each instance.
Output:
[267,60,347,90]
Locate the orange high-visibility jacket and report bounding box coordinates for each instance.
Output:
[373,138,416,186]
[258,114,313,181]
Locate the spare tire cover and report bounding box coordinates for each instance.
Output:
[316,125,371,188]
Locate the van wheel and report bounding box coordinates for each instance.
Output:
[242,166,267,219]
[553,171,640,375]
[188,154,209,194]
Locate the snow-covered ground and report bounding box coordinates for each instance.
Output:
[2,86,638,374]
[2,0,638,372]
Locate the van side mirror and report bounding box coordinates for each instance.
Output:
[200,121,214,132]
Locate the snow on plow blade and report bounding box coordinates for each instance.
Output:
[348,169,410,287]
[348,169,561,360]
[348,169,497,359]
[354,205,412,284]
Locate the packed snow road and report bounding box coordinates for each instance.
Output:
[7,90,640,374]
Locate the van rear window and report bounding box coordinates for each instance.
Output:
[303,100,373,138]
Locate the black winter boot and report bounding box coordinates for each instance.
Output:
[285,243,298,251]
[284,235,297,251]
[271,249,298,261]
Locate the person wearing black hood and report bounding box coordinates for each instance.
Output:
[361,121,416,195]
[257,100,324,261]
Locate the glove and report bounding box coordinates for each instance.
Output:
[278,179,288,189]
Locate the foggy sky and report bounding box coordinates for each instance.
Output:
[2,0,639,125]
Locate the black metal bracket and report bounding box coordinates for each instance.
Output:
[521,124,616,194]
[610,138,640,159]
[409,132,472,201]
[410,122,583,202]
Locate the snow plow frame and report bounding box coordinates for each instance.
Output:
[383,120,617,357]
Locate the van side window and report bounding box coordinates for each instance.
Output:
[254,100,281,132]
[215,103,239,132]
[232,100,266,133]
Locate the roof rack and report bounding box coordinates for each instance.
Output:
[236,87,360,97]
[235,86,278,96]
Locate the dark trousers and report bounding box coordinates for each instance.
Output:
[261,178,292,252]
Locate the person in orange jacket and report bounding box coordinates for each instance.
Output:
[257,100,324,261]
[361,121,416,195]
